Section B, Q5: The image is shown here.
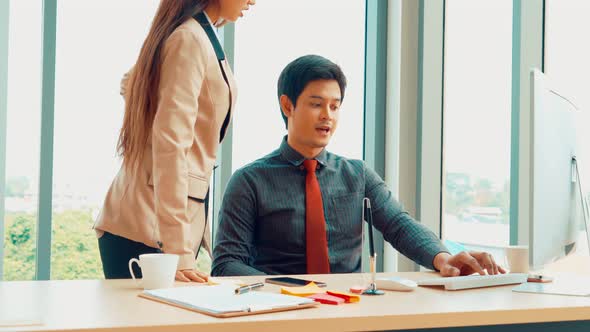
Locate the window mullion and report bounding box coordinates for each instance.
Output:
[36,0,58,281]
[0,0,11,281]
[510,0,544,246]
[212,23,236,242]
[363,0,388,272]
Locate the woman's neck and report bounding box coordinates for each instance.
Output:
[204,5,220,25]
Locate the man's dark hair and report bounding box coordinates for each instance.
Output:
[277,55,347,129]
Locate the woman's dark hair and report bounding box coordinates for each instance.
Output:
[277,55,347,129]
[118,0,213,172]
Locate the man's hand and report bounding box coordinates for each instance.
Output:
[433,251,507,277]
[175,269,209,282]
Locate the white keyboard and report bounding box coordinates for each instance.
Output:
[417,273,528,290]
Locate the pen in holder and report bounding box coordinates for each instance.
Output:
[362,198,384,296]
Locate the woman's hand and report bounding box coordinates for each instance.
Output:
[175,269,209,283]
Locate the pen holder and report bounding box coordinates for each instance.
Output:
[361,199,384,296]
[362,255,384,296]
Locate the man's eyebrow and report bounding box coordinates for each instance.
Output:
[309,95,342,102]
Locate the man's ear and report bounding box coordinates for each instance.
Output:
[280,95,294,119]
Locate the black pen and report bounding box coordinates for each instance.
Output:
[362,197,383,295]
[364,198,375,258]
[235,282,264,295]
[363,198,377,275]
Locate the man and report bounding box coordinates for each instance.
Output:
[212,55,505,277]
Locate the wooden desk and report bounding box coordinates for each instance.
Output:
[1,269,590,332]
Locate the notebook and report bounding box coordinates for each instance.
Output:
[139,284,318,318]
[512,281,590,297]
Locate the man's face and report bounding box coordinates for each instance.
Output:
[284,79,342,151]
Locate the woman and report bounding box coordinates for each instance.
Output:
[94,0,255,282]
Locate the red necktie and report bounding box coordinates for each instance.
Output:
[303,159,330,274]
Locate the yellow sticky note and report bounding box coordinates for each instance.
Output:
[281,282,325,297]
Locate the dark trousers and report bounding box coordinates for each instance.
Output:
[98,231,160,279]
[98,191,210,280]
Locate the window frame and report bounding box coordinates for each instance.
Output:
[1,0,391,279]
[2,0,548,279]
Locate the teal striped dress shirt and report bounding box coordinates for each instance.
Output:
[212,137,448,276]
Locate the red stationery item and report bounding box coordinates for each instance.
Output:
[307,293,345,305]
[326,290,361,303]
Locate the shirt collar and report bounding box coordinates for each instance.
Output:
[279,136,328,168]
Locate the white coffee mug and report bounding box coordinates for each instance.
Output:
[128,253,179,290]
[505,245,529,273]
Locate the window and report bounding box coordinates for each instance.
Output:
[50,1,213,279]
[231,0,366,171]
[3,0,43,281]
[50,0,160,279]
[442,0,513,247]
[545,0,590,255]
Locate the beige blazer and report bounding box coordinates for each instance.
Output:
[94,17,237,270]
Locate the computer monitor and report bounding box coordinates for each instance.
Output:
[529,68,590,269]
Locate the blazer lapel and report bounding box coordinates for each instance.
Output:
[193,12,233,142]
[193,12,225,61]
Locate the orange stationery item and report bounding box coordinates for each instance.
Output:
[326,290,360,303]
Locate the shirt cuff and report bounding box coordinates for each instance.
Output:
[431,250,451,272]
